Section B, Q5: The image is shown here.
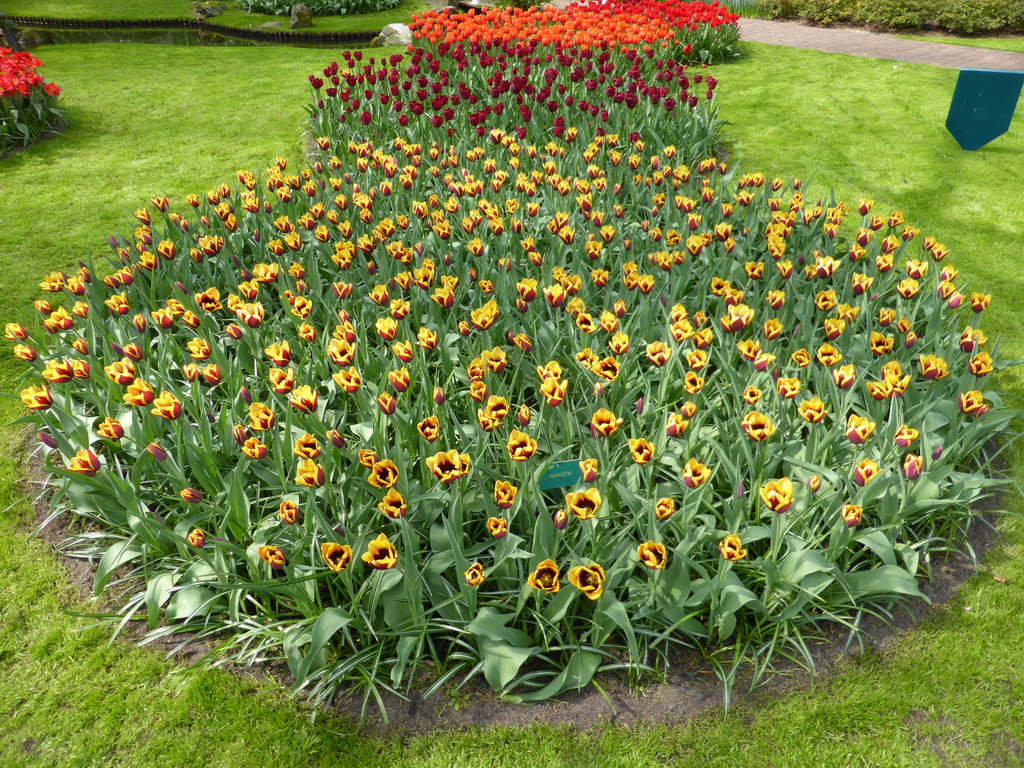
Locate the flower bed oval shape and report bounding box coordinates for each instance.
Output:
[9,132,1012,706]
[7,5,1015,707]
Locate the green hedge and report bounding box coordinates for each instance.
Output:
[238,0,401,16]
[750,0,1024,33]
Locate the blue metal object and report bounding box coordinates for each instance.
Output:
[946,68,1024,151]
[538,459,582,491]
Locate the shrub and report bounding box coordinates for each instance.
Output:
[777,0,1024,32]
[1,47,63,156]
[237,0,400,17]
[855,0,929,29]
[931,0,1007,34]
[797,0,856,24]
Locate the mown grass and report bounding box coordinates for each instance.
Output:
[4,0,426,34]
[898,33,1024,53]
[1,40,1023,767]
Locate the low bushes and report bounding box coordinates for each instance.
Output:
[748,0,1024,33]
[1,48,63,156]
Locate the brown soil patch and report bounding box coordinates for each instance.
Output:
[20,426,1007,735]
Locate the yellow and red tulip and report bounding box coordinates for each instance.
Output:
[321,542,353,571]
[527,559,560,594]
[361,533,398,570]
[719,534,747,561]
[567,563,606,600]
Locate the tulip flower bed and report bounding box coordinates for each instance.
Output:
[9,108,1015,709]
[409,0,741,64]
[307,44,722,160]
[1,47,63,156]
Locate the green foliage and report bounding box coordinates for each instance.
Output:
[798,0,854,24]
[931,0,1009,34]
[672,19,743,63]
[237,0,400,16]
[727,0,801,20]
[494,0,538,11]
[775,0,1024,32]
[9,35,1018,711]
[856,0,930,28]
[2,40,1024,766]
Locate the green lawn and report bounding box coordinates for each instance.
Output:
[1,40,1024,767]
[898,33,1024,54]
[4,0,427,34]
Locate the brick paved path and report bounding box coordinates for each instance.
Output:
[739,18,1024,71]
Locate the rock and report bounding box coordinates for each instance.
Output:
[261,21,283,28]
[290,4,313,29]
[17,29,54,48]
[378,23,412,47]
[194,1,228,19]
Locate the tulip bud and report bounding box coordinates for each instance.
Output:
[635,396,644,415]
[518,405,531,426]
[232,425,248,445]
[553,509,569,530]
[147,442,168,462]
[240,387,252,404]
[593,383,604,399]
[903,332,918,349]
[903,454,923,480]
[37,431,59,449]
[180,488,205,503]
[807,475,821,493]
[932,446,944,461]
[327,429,346,449]
[433,386,445,405]
[735,480,745,499]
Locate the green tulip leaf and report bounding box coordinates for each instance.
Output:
[93,539,144,595]
[835,566,926,601]
[505,650,601,703]
[481,640,536,690]
[856,529,897,567]
[468,607,532,647]
[165,585,219,623]
[777,549,837,586]
[144,571,178,629]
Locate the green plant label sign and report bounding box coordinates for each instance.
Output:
[539,460,581,490]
